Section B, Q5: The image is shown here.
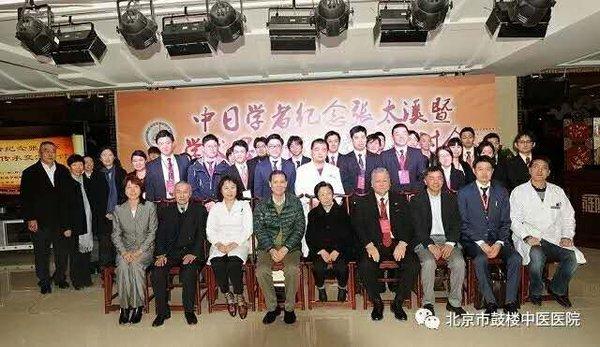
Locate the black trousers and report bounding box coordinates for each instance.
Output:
[151,257,203,315]
[52,234,78,285]
[210,255,244,295]
[312,256,349,288]
[98,218,115,267]
[31,228,56,287]
[72,251,92,287]
[359,245,420,303]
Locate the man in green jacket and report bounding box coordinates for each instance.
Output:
[254,170,305,325]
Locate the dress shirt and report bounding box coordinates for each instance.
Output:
[41,161,56,186]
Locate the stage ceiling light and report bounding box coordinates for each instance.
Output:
[315,0,352,37]
[162,6,217,56]
[208,0,245,44]
[15,2,58,56]
[486,0,556,39]
[411,0,451,31]
[116,0,158,50]
[267,6,317,51]
[52,18,107,64]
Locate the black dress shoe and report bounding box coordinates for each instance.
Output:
[530,295,543,306]
[318,288,328,302]
[484,303,498,316]
[503,302,520,318]
[391,300,407,321]
[185,311,198,325]
[371,300,384,321]
[152,315,166,327]
[446,303,467,317]
[119,308,131,325]
[40,283,52,295]
[337,288,347,302]
[129,307,143,324]
[262,306,282,325]
[548,288,572,308]
[423,303,435,316]
[284,310,296,324]
[57,281,70,289]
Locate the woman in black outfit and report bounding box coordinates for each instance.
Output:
[306,182,354,303]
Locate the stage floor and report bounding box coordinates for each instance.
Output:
[1,249,599,347]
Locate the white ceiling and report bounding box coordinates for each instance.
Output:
[0,0,599,96]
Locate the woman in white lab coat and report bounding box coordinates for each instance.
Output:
[206,176,253,319]
[510,158,585,307]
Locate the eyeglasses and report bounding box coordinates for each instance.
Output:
[517,140,533,144]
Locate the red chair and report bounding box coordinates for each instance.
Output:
[101,266,120,314]
[306,261,357,310]
[144,265,208,315]
[520,261,563,303]
[361,261,419,310]
[255,261,306,311]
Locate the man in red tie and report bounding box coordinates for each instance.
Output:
[353,167,419,321]
[145,130,190,201]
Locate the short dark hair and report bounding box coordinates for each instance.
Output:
[435,146,453,161]
[482,132,500,143]
[67,154,84,167]
[367,133,381,145]
[98,146,122,168]
[253,137,267,148]
[202,134,219,145]
[374,131,385,141]
[311,138,328,150]
[473,156,495,170]
[269,169,287,182]
[459,127,475,137]
[155,130,174,143]
[225,146,234,158]
[287,135,303,149]
[124,173,146,204]
[476,141,496,157]
[447,137,463,147]
[424,165,444,177]
[408,130,420,141]
[314,181,334,198]
[231,139,249,152]
[391,123,409,135]
[216,175,243,201]
[324,130,340,142]
[349,125,367,138]
[147,146,161,156]
[529,156,552,170]
[513,131,535,144]
[266,133,284,145]
[131,150,147,161]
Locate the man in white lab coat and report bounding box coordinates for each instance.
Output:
[295,138,345,256]
[510,157,585,308]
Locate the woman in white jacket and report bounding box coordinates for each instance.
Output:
[206,176,253,319]
[510,157,585,308]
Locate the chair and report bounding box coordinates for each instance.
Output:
[144,265,208,315]
[520,261,564,303]
[416,258,469,307]
[101,266,120,314]
[306,261,357,310]
[361,261,419,310]
[467,257,526,309]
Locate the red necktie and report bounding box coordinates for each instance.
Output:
[379,198,392,247]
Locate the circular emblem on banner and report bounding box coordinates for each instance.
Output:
[144,121,174,147]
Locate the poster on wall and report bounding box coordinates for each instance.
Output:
[116,74,498,171]
[0,136,74,195]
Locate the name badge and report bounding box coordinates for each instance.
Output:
[379,218,392,236]
[398,170,410,184]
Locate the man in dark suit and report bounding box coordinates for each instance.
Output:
[381,123,428,192]
[152,182,208,327]
[496,132,535,192]
[187,134,229,201]
[410,167,466,317]
[20,141,71,293]
[253,134,296,199]
[354,167,419,321]
[145,130,190,201]
[225,139,255,198]
[324,130,343,168]
[287,135,311,169]
[458,156,522,316]
[339,125,383,194]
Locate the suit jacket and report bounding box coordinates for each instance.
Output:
[457,182,511,246]
[99,165,128,211]
[60,175,90,236]
[145,154,190,201]
[409,190,460,248]
[247,155,267,170]
[351,191,415,252]
[290,155,311,169]
[225,162,255,194]
[496,155,530,192]
[155,201,208,260]
[458,161,475,184]
[20,161,70,232]
[253,158,297,200]
[86,170,109,236]
[305,202,355,260]
[339,151,382,194]
[380,147,427,191]
[446,166,466,192]
[111,201,157,255]
[187,159,230,200]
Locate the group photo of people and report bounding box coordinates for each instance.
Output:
[19,122,586,328]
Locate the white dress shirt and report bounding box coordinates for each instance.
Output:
[395,145,409,157]
[428,192,455,246]
[269,157,282,170]
[519,152,532,165]
[462,147,475,163]
[160,153,180,198]
[354,149,367,167]
[41,161,56,186]
[328,152,339,166]
[442,166,452,187]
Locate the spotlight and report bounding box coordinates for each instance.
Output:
[267,6,317,51]
[51,18,107,64]
[486,0,556,39]
[208,0,245,44]
[315,0,352,37]
[162,7,217,56]
[15,2,58,56]
[116,0,158,50]
[411,0,451,31]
